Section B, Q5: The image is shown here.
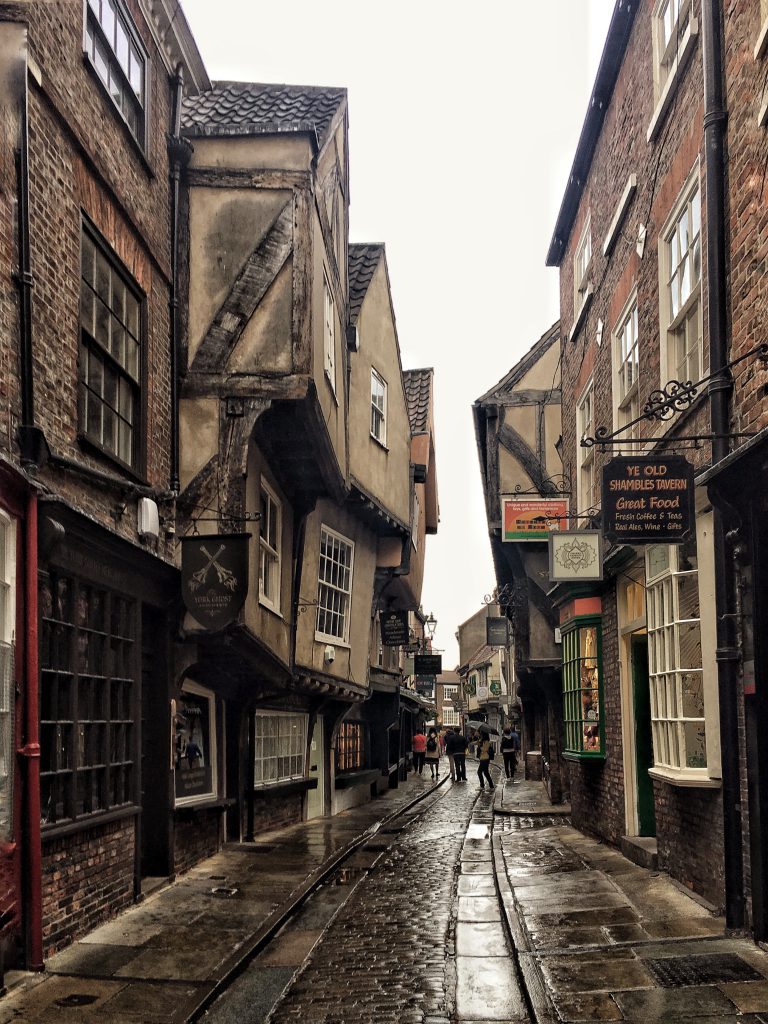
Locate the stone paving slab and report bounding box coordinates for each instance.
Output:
[496,819,768,1023]
[493,775,571,818]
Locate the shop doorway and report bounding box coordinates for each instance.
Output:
[306,716,325,819]
[631,635,656,837]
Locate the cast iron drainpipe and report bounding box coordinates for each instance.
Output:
[703,0,745,928]
[20,495,42,970]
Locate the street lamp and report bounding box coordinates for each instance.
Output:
[425,612,437,641]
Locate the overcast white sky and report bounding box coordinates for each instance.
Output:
[181,0,615,666]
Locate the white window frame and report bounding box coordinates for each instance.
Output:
[659,167,704,389]
[370,368,388,446]
[573,213,592,317]
[0,512,16,840]
[648,0,699,142]
[612,292,641,452]
[645,538,719,786]
[411,491,421,550]
[253,710,308,788]
[323,274,336,394]
[174,680,218,808]
[84,0,149,150]
[258,479,282,615]
[577,380,597,513]
[316,525,354,646]
[443,685,458,701]
[442,707,460,727]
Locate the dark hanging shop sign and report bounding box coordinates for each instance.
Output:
[181,534,250,630]
[414,653,442,675]
[380,609,410,646]
[602,456,695,544]
[486,617,509,646]
[415,676,436,695]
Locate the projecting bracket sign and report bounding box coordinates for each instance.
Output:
[414,654,442,675]
[602,455,695,544]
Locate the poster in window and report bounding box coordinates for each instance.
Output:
[174,690,213,801]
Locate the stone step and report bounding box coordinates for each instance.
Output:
[620,834,659,870]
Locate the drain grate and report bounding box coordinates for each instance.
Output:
[643,953,763,987]
[55,994,100,1007]
[209,886,239,898]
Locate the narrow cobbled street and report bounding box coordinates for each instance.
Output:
[203,760,526,1024]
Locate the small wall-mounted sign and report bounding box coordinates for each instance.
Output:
[379,609,409,646]
[181,533,250,630]
[486,617,509,646]
[414,653,442,675]
[501,498,568,542]
[549,530,603,582]
[602,455,694,544]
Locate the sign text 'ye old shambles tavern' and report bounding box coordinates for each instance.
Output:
[602,455,695,545]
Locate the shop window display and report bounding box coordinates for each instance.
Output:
[562,619,604,758]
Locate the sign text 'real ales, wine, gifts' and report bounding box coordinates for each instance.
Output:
[602,455,694,544]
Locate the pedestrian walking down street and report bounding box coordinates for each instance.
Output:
[500,726,520,780]
[412,729,427,775]
[446,727,468,781]
[477,732,495,790]
[425,728,440,779]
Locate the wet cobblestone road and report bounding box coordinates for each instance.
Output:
[265,772,507,1024]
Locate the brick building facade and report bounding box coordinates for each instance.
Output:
[547,0,768,931]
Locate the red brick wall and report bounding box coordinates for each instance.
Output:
[654,780,725,909]
[250,792,304,836]
[557,0,727,903]
[0,0,176,556]
[724,2,768,437]
[41,817,135,957]
[174,810,223,877]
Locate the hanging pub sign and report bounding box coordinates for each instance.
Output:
[380,609,409,646]
[602,455,695,544]
[414,653,442,675]
[181,533,250,630]
[415,676,436,695]
[501,497,568,541]
[486,617,509,646]
[549,531,603,582]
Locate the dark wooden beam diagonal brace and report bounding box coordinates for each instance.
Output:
[498,423,560,496]
[192,201,294,373]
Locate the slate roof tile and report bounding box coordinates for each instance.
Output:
[403,368,434,434]
[348,244,384,324]
[182,81,346,148]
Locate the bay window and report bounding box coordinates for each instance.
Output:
[254,712,308,787]
[562,619,604,759]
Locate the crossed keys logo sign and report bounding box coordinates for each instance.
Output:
[188,544,238,592]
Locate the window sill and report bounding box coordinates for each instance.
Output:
[370,433,389,452]
[647,20,699,144]
[755,16,768,60]
[77,433,148,486]
[759,94,768,128]
[648,766,721,788]
[314,633,351,650]
[258,597,284,620]
[563,750,605,763]
[569,288,593,343]
[175,797,236,817]
[253,778,318,797]
[335,768,380,790]
[82,54,153,179]
[42,804,140,840]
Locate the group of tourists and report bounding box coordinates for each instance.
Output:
[411,724,520,790]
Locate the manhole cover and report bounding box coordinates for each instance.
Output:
[643,953,763,987]
[56,994,99,1007]
[209,886,239,898]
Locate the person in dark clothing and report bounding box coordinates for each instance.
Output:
[500,727,520,779]
[446,727,468,781]
[477,733,495,790]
